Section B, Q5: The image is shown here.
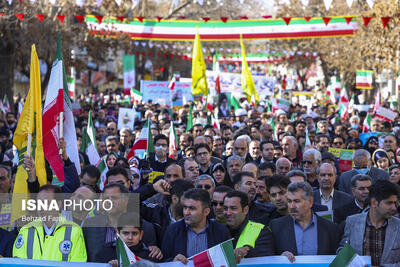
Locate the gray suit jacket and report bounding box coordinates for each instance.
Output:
[313,189,353,210]
[339,213,400,266]
[338,167,389,195]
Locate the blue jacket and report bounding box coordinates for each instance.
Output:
[0,228,15,257]
[161,219,231,261]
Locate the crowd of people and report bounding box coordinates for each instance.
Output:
[0,91,399,267]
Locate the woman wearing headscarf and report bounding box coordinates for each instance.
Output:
[372,149,391,172]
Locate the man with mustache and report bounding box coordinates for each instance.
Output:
[233,171,271,225]
[223,191,274,262]
[269,182,341,262]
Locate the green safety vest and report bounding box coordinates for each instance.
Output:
[236,220,265,249]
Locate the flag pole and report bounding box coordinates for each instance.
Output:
[59,111,63,155]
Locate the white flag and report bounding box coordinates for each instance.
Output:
[300,0,309,6]
[366,0,374,9]
[323,0,333,10]
[346,0,354,8]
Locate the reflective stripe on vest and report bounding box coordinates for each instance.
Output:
[27,227,35,259]
[26,225,73,261]
[62,226,72,261]
[236,221,264,249]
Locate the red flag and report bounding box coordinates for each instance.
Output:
[282,17,291,25]
[215,74,221,94]
[363,17,372,28]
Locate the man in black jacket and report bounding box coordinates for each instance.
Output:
[334,174,372,225]
[224,190,274,261]
[161,188,231,263]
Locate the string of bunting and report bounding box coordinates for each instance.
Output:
[0,13,394,29]
[0,0,391,12]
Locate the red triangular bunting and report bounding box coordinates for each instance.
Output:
[75,15,84,24]
[381,17,391,28]
[148,52,152,57]
[35,14,45,22]
[304,16,312,22]
[363,17,372,28]
[116,16,124,23]
[322,17,331,26]
[56,14,65,24]
[239,15,248,20]
[156,16,163,22]
[15,13,25,21]
[344,17,353,24]
[136,16,144,23]
[178,16,186,19]
[220,17,228,23]
[202,17,210,22]
[262,15,272,19]
[283,17,291,25]
[95,15,103,23]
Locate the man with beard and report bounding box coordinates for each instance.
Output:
[302,148,321,190]
[223,191,275,261]
[265,175,290,224]
[233,171,271,225]
[161,189,231,263]
[315,134,330,153]
[339,180,400,266]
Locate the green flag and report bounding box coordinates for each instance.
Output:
[116,235,139,267]
[230,95,241,111]
[330,243,365,267]
[186,104,193,133]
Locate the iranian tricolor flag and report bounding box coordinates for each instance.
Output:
[169,121,177,159]
[206,94,214,111]
[131,89,142,104]
[192,239,236,267]
[375,107,396,122]
[303,129,312,150]
[272,98,290,112]
[43,35,81,181]
[356,70,373,89]
[330,243,365,267]
[116,235,140,267]
[67,77,76,99]
[338,88,349,121]
[97,159,108,191]
[362,113,372,133]
[127,118,154,159]
[80,111,101,166]
[373,89,381,114]
[212,112,220,130]
[123,54,136,95]
[1,95,11,113]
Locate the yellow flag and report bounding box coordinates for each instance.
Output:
[240,35,259,104]
[192,29,208,96]
[11,44,47,224]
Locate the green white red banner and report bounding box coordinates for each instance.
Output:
[356,70,373,89]
[86,16,358,41]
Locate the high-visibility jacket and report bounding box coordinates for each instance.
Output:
[236,220,264,249]
[13,214,87,262]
